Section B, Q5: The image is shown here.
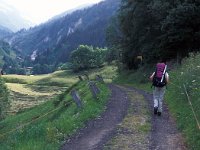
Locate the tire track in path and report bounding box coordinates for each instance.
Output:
[61,84,187,150]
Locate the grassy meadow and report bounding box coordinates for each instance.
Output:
[0,65,117,150]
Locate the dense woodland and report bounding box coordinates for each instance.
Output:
[108,0,200,69]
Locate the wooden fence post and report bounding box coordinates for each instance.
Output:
[88,81,100,99]
[84,74,89,80]
[96,75,104,83]
[78,75,83,81]
[70,90,82,108]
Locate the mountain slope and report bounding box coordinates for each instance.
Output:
[0,40,18,69]
[5,0,120,65]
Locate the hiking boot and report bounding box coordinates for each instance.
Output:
[154,107,158,114]
[158,112,161,116]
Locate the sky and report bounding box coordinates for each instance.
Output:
[1,0,103,25]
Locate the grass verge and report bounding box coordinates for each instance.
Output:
[0,81,110,150]
[165,54,200,149]
[114,54,200,149]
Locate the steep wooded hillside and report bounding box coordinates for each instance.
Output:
[5,0,120,65]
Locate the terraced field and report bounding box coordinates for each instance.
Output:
[2,66,118,114]
[2,70,78,114]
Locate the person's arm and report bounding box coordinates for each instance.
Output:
[149,72,155,81]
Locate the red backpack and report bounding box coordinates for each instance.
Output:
[152,63,167,87]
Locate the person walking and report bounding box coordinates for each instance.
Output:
[149,60,169,116]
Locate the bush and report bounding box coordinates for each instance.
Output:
[70,45,107,72]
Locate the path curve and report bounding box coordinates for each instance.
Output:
[61,84,130,150]
[61,84,187,150]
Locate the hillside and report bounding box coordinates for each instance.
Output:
[0,65,117,149]
[0,40,19,70]
[5,0,120,65]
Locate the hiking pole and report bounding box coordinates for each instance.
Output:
[161,65,167,82]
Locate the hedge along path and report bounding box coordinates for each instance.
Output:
[169,81,200,130]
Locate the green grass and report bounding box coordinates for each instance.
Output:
[113,54,200,149]
[165,54,200,149]
[78,65,118,83]
[113,65,153,92]
[2,70,78,87]
[0,66,113,149]
[0,81,110,150]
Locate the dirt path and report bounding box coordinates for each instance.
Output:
[61,84,130,150]
[124,86,187,150]
[61,84,187,150]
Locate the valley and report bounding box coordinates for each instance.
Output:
[0,0,200,149]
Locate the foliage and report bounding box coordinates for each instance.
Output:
[106,16,122,63]
[160,2,200,62]
[32,64,54,75]
[112,0,200,69]
[0,41,20,73]
[70,45,107,72]
[0,77,9,120]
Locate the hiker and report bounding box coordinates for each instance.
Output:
[149,60,169,116]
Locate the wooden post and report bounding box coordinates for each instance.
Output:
[96,75,104,83]
[88,81,100,99]
[70,90,82,108]
[84,74,89,80]
[78,75,83,81]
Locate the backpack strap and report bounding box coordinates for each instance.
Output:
[161,65,167,82]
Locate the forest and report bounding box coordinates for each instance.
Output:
[107,0,200,69]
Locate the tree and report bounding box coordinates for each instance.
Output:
[106,16,123,63]
[70,45,94,71]
[70,45,107,72]
[160,2,200,63]
[116,0,200,68]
